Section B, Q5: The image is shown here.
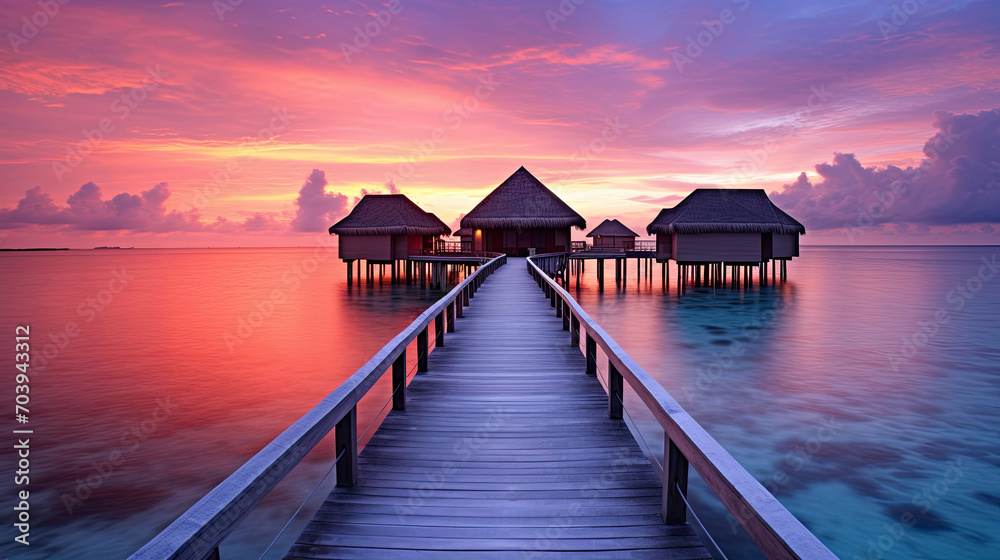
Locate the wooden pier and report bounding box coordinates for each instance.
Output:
[285,260,708,559]
[131,254,836,560]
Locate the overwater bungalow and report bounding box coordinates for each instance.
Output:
[329,194,451,284]
[586,218,639,250]
[454,227,474,252]
[460,166,586,256]
[646,188,805,285]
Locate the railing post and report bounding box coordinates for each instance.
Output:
[562,302,570,330]
[447,302,455,332]
[554,293,561,314]
[392,350,406,411]
[417,327,428,372]
[585,334,597,375]
[464,285,471,305]
[609,362,623,419]
[335,406,358,487]
[663,435,689,524]
[455,295,463,318]
[571,315,580,347]
[435,312,445,347]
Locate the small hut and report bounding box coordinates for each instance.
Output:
[646,189,805,263]
[454,228,475,252]
[330,194,451,261]
[460,167,586,256]
[586,219,639,250]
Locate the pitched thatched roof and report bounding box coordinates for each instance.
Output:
[329,194,452,236]
[460,167,586,230]
[454,227,474,237]
[587,219,638,238]
[646,189,805,235]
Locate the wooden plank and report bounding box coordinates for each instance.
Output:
[527,256,839,560]
[283,259,709,559]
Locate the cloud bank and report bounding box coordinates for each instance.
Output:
[0,170,354,235]
[290,169,349,232]
[771,109,1000,232]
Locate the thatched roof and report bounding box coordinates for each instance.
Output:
[461,167,586,230]
[587,219,638,238]
[329,194,452,236]
[646,189,805,235]
[454,227,474,237]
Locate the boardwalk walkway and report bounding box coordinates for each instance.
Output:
[284,259,710,559]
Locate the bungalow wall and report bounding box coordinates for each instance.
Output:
[340,234,432,260]
[655,234,673,260]
[772,233,799,258]
[593,236,635,249]
[474,227,571,256]
[673,232,762,263]
[340,235,392,260]
[458,234,473,252]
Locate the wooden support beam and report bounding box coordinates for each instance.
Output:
[435,312,445,347]
[663,436,689,525]
[571,315,580,347]
[609,362,623,420]
[335,406,357,487]
[392,351,406,411]
[585,334,597,376]
[446,302,455,333]
[417,328,428,372]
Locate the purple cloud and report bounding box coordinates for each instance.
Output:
[0,182,205,232]
[771,109,1000,231]
[290,169,349,232]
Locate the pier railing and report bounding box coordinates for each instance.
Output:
[129,254,506,560]
[527,253,836,560]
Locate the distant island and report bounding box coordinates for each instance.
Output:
[0,247,69,251]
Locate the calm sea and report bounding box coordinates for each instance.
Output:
[1,246,998,559]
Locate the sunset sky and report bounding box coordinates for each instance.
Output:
[1,0,998,248]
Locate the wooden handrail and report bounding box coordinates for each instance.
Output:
[526,253,836,560]
[129,254,506,560]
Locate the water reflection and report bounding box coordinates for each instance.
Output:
[568,248,1000,559]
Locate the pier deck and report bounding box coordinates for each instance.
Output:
[284,259,710,559]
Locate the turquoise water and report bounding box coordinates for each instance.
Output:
[568,246,1000,559]
[1,246,997,559]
